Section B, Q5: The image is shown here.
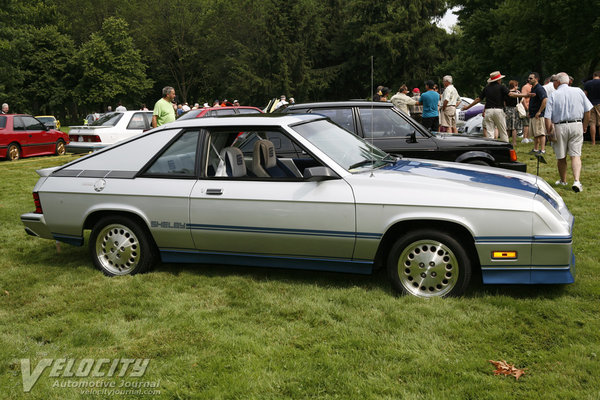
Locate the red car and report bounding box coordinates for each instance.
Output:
[0,114,70,161]
[177,106,262,120]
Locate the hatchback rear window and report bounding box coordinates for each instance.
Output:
[90,112,123,127]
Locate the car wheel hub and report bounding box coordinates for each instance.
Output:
[9,146,19,160]
[397,240,458,297]
[95,224,140,275]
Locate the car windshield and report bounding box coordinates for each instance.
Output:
[90,112,123,126]
[291,119,395,171]
[177,109,203,120]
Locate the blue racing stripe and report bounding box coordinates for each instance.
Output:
[383,160,538,194]
[187,223,381,240]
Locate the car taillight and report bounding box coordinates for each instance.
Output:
[510,149,517,162]
[69,134,79,141]
[90,135,101,142]
[33,192,43,214]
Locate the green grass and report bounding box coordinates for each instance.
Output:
[1,144,599,399]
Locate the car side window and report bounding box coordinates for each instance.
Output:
[204,129,317,180]
[236,108,260,114]
[211,109,236,116]
[144,130,199,177]
[310,108,356,134]
[0,116,6,128]
[22,116,45,130]
[127,113,148,130]
[13,117,25,130]
[359,108,415,138]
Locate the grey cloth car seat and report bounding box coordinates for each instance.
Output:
[251,139,276,177]
[218,147,246,177]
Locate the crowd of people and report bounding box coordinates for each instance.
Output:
[377,70,600,193]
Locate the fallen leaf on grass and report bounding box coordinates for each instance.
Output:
[489,360,526,380]
[3,290,8,296]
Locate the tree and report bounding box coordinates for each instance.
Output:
[74,17,152,111]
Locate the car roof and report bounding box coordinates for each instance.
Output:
[285,100,394,109]
[202,106,261,111]
[166,113,323,129]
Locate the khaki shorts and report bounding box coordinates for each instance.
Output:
[552,122,583,159]
[530,117,546,137]
[590,104,600,125]
[440,106,456,128]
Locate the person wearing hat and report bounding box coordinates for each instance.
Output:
[390,85,418,115]
[463,71,512,142]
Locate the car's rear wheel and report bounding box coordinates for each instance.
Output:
[89,216,157,276]
[387,229,471,298]
[55,139,66,156]
[7,143,21,161]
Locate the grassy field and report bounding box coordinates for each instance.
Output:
[1,141,599,399]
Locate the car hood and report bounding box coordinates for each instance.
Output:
[430,133,511,148]
[345,158,557,212]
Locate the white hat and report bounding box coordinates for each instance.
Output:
[487,71,505,83]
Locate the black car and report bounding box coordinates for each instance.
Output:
[278,101,526,172]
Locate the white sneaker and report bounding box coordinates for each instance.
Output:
[555,180,567,186]
[572,181,583,193]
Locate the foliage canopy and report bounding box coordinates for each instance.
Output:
[0,0,598,121]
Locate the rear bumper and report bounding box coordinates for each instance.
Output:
[66,143,107,154]
[497,161,527,172]
[21,213,53,240]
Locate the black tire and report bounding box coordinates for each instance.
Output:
[7,143,21,161]
[55,139,66,156]
[89,215,157,276]
[467,159,490,166]
[387,229,472,298]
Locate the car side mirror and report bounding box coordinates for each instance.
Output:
[304,166,338,181]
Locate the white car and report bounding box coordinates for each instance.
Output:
[22,114,574,298]
[67,111,153,153]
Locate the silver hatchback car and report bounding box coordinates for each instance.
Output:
[21,114,574,298]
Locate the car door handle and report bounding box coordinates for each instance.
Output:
[206,188,223,195]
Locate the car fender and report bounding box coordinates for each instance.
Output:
[83,203,153,233]
[455,151,495,164]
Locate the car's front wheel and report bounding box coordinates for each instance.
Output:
[7,143,21,161]
[89,216,157,276]
[387,229,471,298]
[55,139,66,156]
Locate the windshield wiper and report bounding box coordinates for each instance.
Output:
[348,156,397,170]
[348,159,377,170]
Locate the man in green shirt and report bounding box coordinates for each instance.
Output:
[151,86,176,128]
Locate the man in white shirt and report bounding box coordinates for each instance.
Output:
[390,85,417,115]
[440,75,460,133]
[544,72,593,192]
[115,102,126,112]
[543,75,557,97]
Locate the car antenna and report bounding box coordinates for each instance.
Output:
[534,152,546,180]
[370,55,375,177]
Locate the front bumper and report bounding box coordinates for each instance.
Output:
[66,142,107,154]
[477,237,575,285]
